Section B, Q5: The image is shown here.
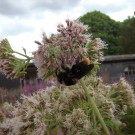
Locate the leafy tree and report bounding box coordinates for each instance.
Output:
[79,10,121,55]
[120,16,135,54]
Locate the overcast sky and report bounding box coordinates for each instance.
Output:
[0,0,134,55]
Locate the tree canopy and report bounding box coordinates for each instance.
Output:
[120,16,135,54]
[79,11,121,55]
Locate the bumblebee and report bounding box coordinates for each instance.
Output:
[56,57,94,86]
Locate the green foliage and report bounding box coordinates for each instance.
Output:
[79,10,121,55]
[120,16,135,54]
[105,119,121,135]
[118,107,135,135]
[0,39,33,79]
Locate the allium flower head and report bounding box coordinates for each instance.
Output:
[33,19,106,81]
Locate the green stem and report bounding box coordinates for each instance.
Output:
[92,111,98,135]
[93,129,99,135]
[13,50,33,59]
[80,78,110,135]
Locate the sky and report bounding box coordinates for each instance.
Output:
[0,0,135,56]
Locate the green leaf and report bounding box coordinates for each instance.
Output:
[118,107,135,134]
[22,47,27,55]
[105,119,121,135]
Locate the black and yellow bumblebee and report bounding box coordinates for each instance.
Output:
[56,57,94,86]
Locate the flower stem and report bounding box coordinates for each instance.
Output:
[13,50,33,59]
[79,78,110,135]
[93,129,99,135]
[92,110,98,135]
